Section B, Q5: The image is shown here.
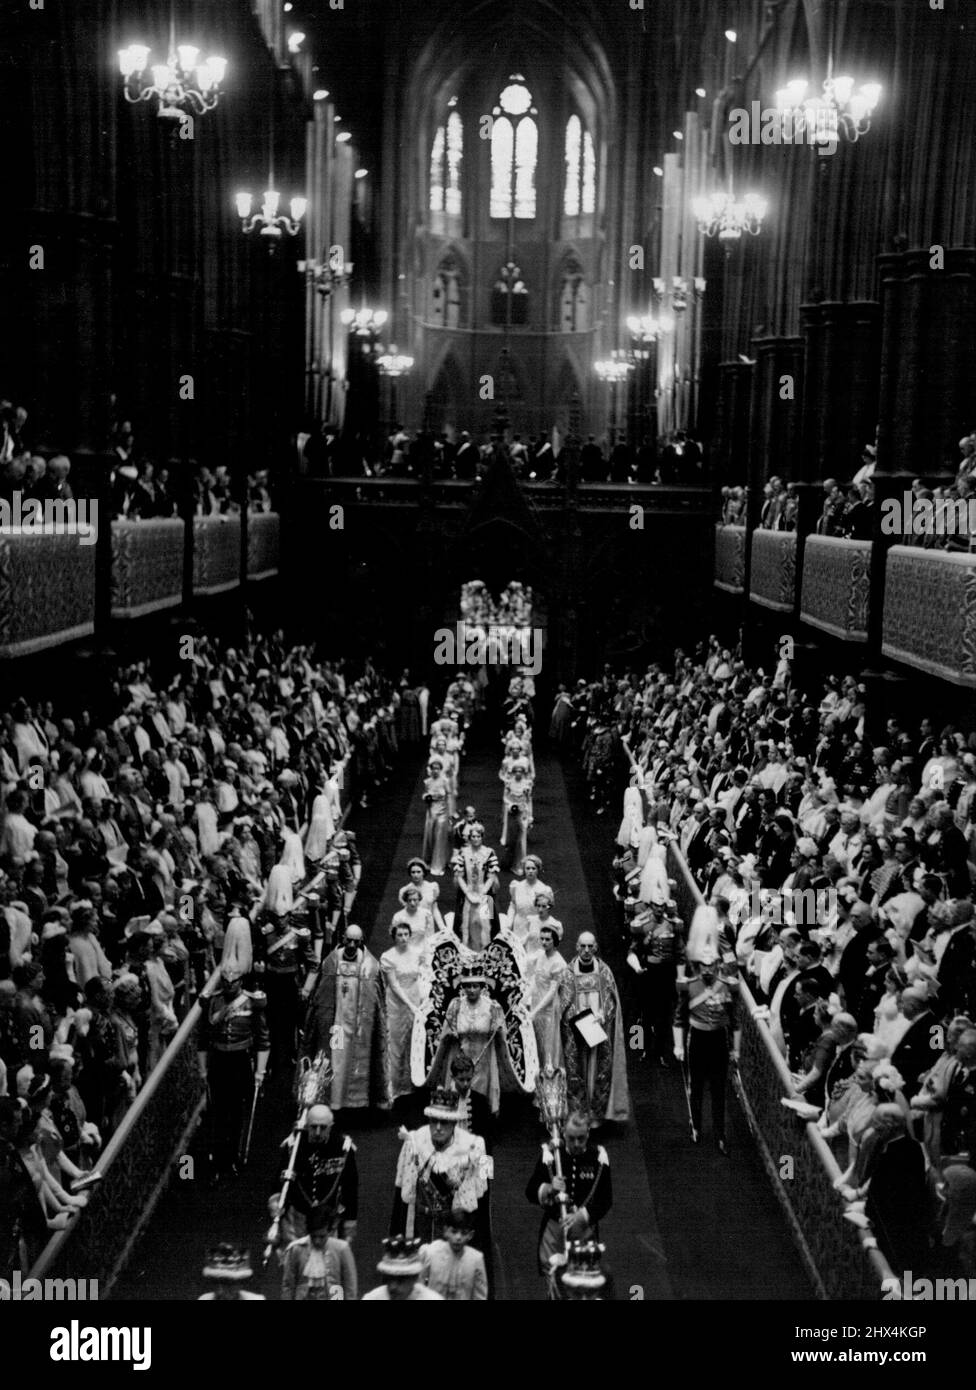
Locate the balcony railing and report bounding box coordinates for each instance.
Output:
[882,544,976,687]
[800,535,871,642]
[305,476,711,515]
[665,838,894,1300]
[28,971,214,1293]
[247,511,281,580]
[0,514,281,658]
[193,515,242,597]
[0,531,96,657]
[749,528,797,612]
[713,523,747,593]
[111,518,185,619]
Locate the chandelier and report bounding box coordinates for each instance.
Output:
[774,74,881,146]
[377,347,415,378]
[652,276,706,315]
[341,308,388,336]
[626,314,672,346]
[118,36,227,121]
[236,99,305,244]
[302,255,355,299]
[236,190,306,240]
[693,189,767,241]
[594,354,634,385]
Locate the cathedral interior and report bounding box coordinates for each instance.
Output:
[3,0,976,1333]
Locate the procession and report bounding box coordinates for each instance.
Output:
[192,584,634,1301]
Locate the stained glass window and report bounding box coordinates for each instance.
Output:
[429,126,445,213]
[491,116,514,218]
[582,130,596,214]
[446,112,463,217]
[491,79,537,219]
[500,82,532,116]
[430,109,462,217]
[564,116,596,218]
[564,115,581,217]
[514,118,538,219]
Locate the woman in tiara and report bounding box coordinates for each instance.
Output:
[499,757,534,874]
[451,824,499,951]
[400,858,447,933]
[507,855,553,942]
[421,757,452,877]
[430,733,460,820]
[380,920,429,1101]
[522,889,563,984]
[527,919,569,1070]
[391,885,438,961]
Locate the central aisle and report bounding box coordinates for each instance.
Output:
[356,743,674,1300]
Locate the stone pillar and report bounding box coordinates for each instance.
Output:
[799,300,881,486]
[749,336,804,485]
[875,248,976,477]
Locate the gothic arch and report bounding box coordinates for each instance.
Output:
[426,349,466,434]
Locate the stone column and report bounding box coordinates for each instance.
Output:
[799,300,881,487]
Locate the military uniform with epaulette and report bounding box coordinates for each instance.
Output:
[253,914,317,1075]
[200,983,270,1179]
[629,904,686,1065]
[676,960,739,1149]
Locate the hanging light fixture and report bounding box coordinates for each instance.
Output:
[119,7,226,121]
[594,355,634,384]
[341,308,388,335]
[236,88,306,244]
[774,0,881,147]
[626,313,671,346]
[693,188,767,241]
[774,74,881,146]
[651,276,706,315]
[377,347,415,378]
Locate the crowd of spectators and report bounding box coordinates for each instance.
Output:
[306,421,704,488]
[719,431,976,551]
[0,400,275,523]
[565,639,976,1279]
[0,630,413,1276]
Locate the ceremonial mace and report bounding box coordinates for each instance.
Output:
[261,1050,333,1266]
[535,1063,570,1236]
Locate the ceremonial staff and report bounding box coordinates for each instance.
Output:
[262,1050,332,1265]
[535,1062,570,1232]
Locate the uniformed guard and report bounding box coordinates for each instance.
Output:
[198,963,270,1182]
[675,905,740,1155]
[626,898,686,1065]
[253,907,317,1077]
[525,1109,612,1292]
[268,1102,359,1248]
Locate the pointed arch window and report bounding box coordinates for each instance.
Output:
[491,78,538,219]
[429,103,463,217]
[429,127,445,213]
[564,114,596,218]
